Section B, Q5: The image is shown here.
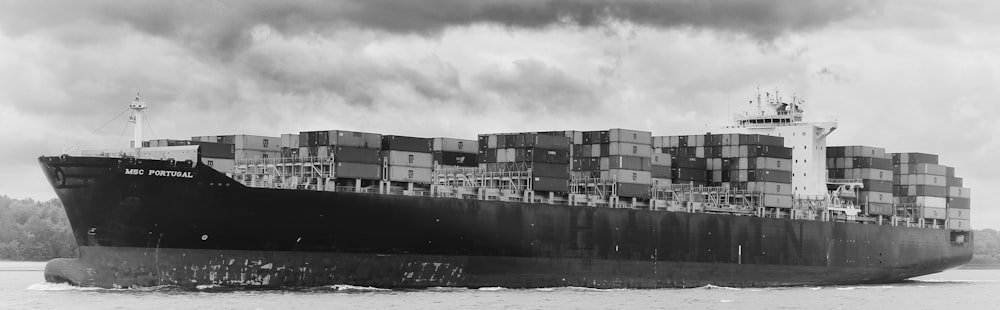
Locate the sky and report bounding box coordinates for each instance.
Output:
[1,0,997,228]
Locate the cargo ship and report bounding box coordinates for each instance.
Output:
[38,93,973,289]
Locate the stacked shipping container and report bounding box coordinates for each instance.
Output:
[298,130,383,180]
[432,137,478,169]
[192,134,281,160]
[279,134,299,158]
[144,139,236,173]
[570,129,653,198]
[827,146,894,215]
[478,132,571,192]
[945,167,971,229]
[891,153,949,224]
[382,135,434,184]
[654,133,793,208]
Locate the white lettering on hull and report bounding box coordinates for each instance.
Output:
[123,169,194,178]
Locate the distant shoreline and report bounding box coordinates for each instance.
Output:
[959,264,1000,270]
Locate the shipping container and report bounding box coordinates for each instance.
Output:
[905,163,948,176]
[200,157,235,174]
[671,168,708,182]
[193,141,235,159]
[328,146,380,164]
[280,134,299,148]
[388,166,432,183]
[605,142,650,157]
[235,149,281,160]
[859,168,893,181]
[617,183,651,198]
[892,152,939,165]
[334,162,381,180]
[948,197,971,209]
[528,148,570,164]
[608,128,653,144]
[609,169,652,184]
[668,136,680,147]
[858,191,893,204]
[671,156,707,169]
[486,135,498,148]
[754,157,792,172]
[947,208,970,220]
[747,145,793,159]
[746,181,791,195]
[747,169,792,183]
[382,135,432,152]
[518,134,571,150]
[947,219,970,230]
[867,203,894,216]
[901,174,945,186]
[948,187,971,199]
[837,156,893,169]
[948,176,963,187]
[896,185,947,198]
[921,207,946,220]
[433,151,478,167]
[316,131,329,146]
[861,179,893,193]
[609,155,647,171]
[711,170,723,182]
[532,177,568,192]
[432,137,477,153]
[531,162,570,178]
[651,153,671,166]
[383,150,433,167]
[910,196,947,208]
[762,194,792,208]
[651,165,670,179]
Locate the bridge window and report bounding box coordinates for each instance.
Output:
[263,139,269,148]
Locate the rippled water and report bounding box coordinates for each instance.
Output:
[3,261,999,310]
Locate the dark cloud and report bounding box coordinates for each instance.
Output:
[236,47,463,107]
[0,0,881,57]
[475,58,600,111]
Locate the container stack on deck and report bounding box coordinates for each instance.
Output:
[653,135,707,187]
[432,138,479,169]
[826,146,895,216]
[891,153,948,226]
[569,129,653,198]
[192,135,281,160]
[279,134,299,158]
[655,133,793,208]
[143,139,236,173]
[945,167,972,229]
[478,132,571,193]
[298,130,383,181]
[382,135,434,185]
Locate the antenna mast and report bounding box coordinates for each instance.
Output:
[129,93,147,149]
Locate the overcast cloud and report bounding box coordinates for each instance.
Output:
[2,0,998,228]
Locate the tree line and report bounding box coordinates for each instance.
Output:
[1,194,1000,265]
[0,195,77,261]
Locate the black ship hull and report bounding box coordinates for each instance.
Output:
[38,156,973,288]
